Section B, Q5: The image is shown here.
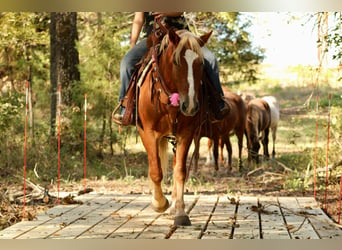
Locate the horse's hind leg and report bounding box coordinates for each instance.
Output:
[193,136,200,173]
[206,139,214,166]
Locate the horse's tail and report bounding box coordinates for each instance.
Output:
[158,137,169,183]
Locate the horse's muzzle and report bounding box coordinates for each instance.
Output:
[180,100,199,116]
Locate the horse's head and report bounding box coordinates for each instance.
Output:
[159,29,212,116]
[247,124,260,161]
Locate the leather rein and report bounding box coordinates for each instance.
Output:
[151,17,173,97]
[150,17,180,139]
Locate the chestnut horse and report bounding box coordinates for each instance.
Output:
[137,29,212,226]
[245,98,271,166]
[242,94,280,160]
[193,90,246,173]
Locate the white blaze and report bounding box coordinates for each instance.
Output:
[184,49,199,111]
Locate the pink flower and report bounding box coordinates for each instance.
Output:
[170,93,180,107]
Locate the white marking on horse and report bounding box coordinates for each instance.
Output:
[184,49,199,112]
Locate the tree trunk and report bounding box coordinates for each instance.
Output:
[50,13,57,138]
[28,66,34,141]
[50,12,81,138]
[98,112,106,159]
[109,112,114,156]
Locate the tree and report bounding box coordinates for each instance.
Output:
[77,12,132,156]
[185,12,265,84]
[0,12,49,169]
[324,12,342,80]
[50,12,81,138]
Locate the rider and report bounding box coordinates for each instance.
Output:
[115,12,229,121]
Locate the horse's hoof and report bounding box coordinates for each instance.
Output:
[152,198,170,213]
[174,215,191,226]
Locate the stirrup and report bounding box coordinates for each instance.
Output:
[112,102,123,125]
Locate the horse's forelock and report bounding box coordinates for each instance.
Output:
[160,30,204,65]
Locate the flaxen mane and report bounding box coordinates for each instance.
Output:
[160,30,204,65]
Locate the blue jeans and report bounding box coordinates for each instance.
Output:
[119,38,224,102]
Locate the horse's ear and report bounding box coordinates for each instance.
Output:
[168,28,180,46]
[199,30,212,47]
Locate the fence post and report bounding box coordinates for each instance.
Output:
[23,80,29,219]
[324,93,331,212]
[84,93,87,193]
[314,95,319,199]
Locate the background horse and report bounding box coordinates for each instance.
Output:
[137,28,212,226]
[245,98,271,166]
[261,96,280,159]
[193,89,246,173]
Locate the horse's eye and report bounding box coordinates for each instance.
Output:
[173,58,179,66]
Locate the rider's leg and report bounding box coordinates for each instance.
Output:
[117,38,149,118]
[201,46,230,119]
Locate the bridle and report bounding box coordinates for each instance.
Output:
[151,17,172,97]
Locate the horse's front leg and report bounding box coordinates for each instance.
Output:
[139,130,169,213]
[169,136,192,226]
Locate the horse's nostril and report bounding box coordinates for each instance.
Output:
[194,102,199,112]
[182,102,188,111]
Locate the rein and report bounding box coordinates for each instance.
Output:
[151,17,180,141]
[151,17,172,97]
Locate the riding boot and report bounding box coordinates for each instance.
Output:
[216,97,230,120]
[113,106,126,121]
[113,104,137,126]
[204,73,230,121]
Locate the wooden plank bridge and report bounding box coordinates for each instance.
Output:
[1,192,341,239]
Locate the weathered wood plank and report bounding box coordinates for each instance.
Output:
[201,195,236,239]
[278,196,319,239]
[49,195,136,239]
[0,192,100,239]
[77,195,150,239]
[295,197,342,239]
[258,196,290,239]
[137,195,197,239]
[169,195,218,239]
[1,194,341,239]
[232,196,260,239]
[108,196,160,239]
[16,194,112,239]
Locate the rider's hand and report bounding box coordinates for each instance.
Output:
[151,12,183,19]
